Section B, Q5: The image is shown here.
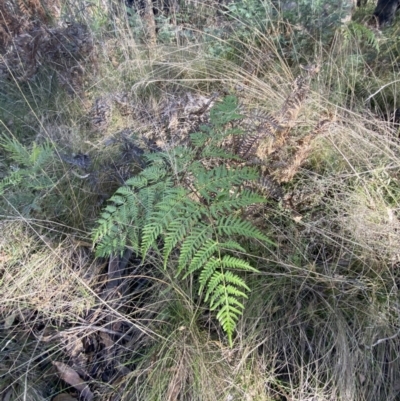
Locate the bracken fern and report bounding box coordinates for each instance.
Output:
[93,96,274,346]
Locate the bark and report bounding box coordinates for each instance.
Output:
[143,0,157,47]
[373,0,400,26]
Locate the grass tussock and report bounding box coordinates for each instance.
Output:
[1,0,400,400]
[0,220,100,319]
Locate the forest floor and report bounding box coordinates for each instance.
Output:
[1,1,400,400]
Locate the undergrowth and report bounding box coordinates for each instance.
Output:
[2,0,400,400]
[93,96,273,346]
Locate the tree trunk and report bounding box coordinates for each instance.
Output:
[143,0,157,47]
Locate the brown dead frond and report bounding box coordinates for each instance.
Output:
[237,111,278,158]
[18,0,32,17]
[90,97,113,132]
[273,117,333,183]
[0,1,29,51]
[19,0,60,22]
[234,65,327,204]
[0,0,90,92]
[0,0,60,49]
[0,21,94,93]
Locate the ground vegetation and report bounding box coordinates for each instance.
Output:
[2,0,400,400]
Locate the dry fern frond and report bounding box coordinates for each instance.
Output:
[0,24,9,48]
[27,0,47,21]
[18,0,54,22]
[0,1,28,50]
[0,21,93,89]
[257,175,284,200]
[278,64,320,129]
[238,111,279,159]
[18,0,32,17]
[273,118,332,183]
[237,132,264,159]
[113,92,135,116]
[235,65,320,165]
[0,0,60,51]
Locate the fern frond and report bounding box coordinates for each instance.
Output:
[218,240,246,253]
[219,255,256,271]
[200,146,241,161]
[237,133,263,159]
[216,301,243,345]
[141,187,191,257]
[194,165,258,200]
[198,257,220,293]
[162,211,202,268]
[210,95,243,126]
[93,187,141,256]
[204,261,253,300]
[199,255,254,296]
[343,22,379,51]
[190,131,210,148]
[206,269,250,346]
[0,137,52,168]
[139,165,168,182]
[184,239,219,277]
[177,225,213,275]
[153,146,197,175]
[256,176,283,200]
[92,94,277,346]
[209,284,248,308]
[216,301,244,346]
[209,189,265,217]
[217,215,274,244]
[140,179,173,221]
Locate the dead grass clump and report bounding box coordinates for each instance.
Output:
[0,220,100,320]
[313,115,400,265]
[234,263,400,401]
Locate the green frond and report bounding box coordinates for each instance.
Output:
[141,187,190,256]
[139,180,172,222]
[218,240,247,253]
[206,270,250,302]
[139,165,168,182]
[190,131,210,148]
[220,255,257,272]
[217,215,274,244]
[216,302,243,347]
[201,256,255,298]
[210,287,248,310]
[200,147,241,161]
[210,95,243,126]
[0,136,32,166]
[162,213,201,268]
[209,189,265,217]
[184,239,219,277]
[194,165,258,200]
[199,257,220,293]
[93,192,141,256]
[92,95,275,346]
[93,165,170,257]
[343,22,379,51]
[216,302,243,320]
[177,225,213,275]
[123,175,149,189]
[151,146,197,174]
